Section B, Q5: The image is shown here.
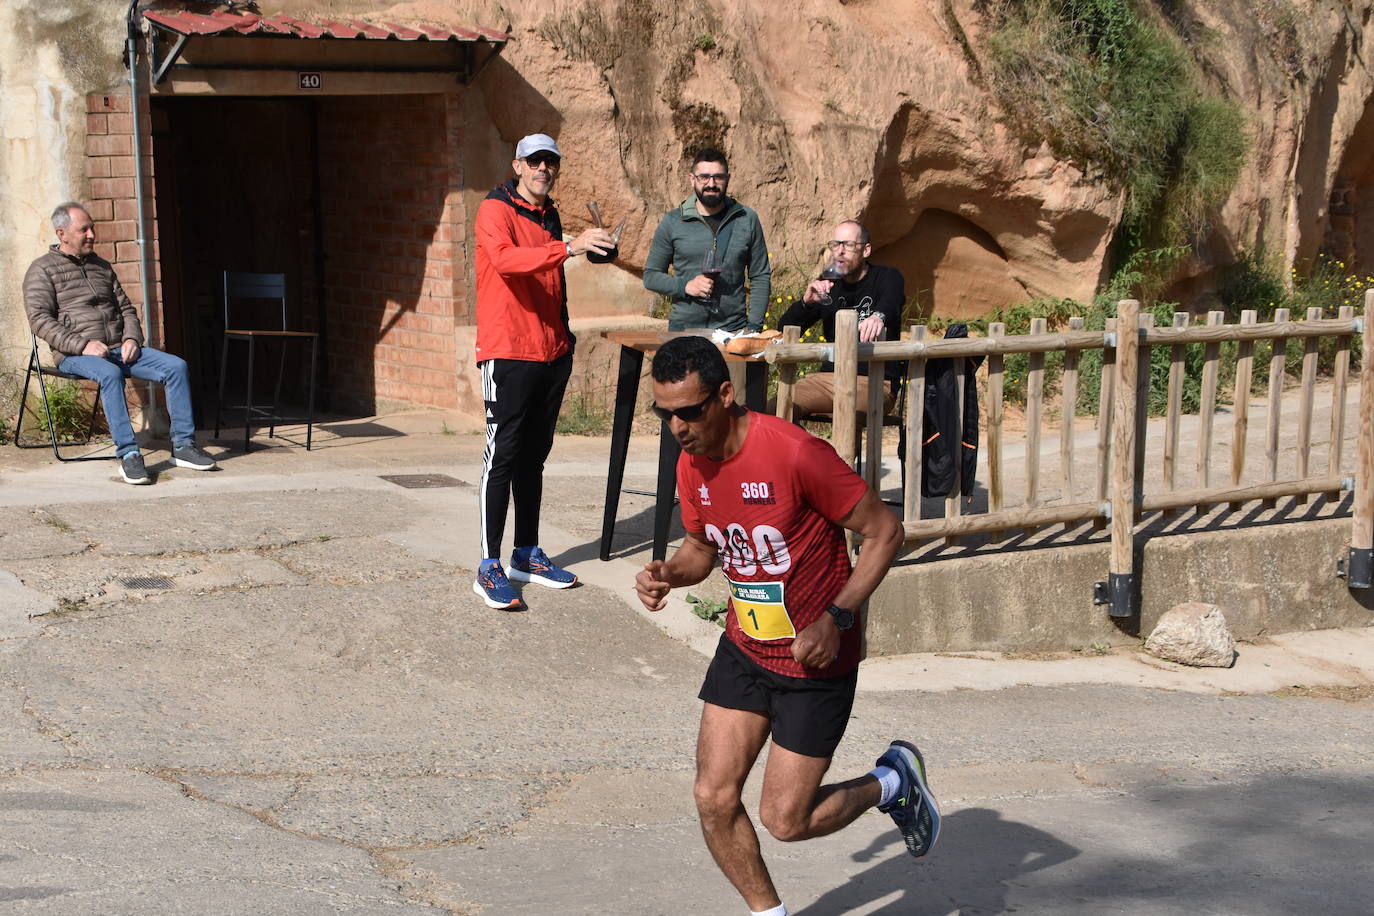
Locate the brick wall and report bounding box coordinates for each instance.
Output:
[83,90,468,415]
[83,92,158,420]
[317,93,465,411]
[85,93,160,344]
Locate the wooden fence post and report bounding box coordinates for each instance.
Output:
[1348,291,1374,588]
[774,325,801,418]
[1094,317,1116,530]
[903,325,927,522]
[833,308,859,469]
[1061,316,1084,510]
[1102,299,1139,616]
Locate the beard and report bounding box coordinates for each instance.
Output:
[695,187,725,209]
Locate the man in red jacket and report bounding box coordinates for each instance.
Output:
[472,133,613,610]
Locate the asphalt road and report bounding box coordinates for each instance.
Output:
[2,417,1372,914]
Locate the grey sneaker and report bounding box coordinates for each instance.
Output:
[120,452,150,485]
[877,740,941,858]
[172,443,217,471]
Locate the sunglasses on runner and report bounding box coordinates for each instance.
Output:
[650,390,718,423]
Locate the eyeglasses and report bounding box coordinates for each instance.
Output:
[692,172,729,183]
[650,390,717,423]
[826,240,866,252]
[524,154,561,169]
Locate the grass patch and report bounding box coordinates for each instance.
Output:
[1272,684,1374,703]
[557,394,612,436]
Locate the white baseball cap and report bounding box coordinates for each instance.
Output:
[515,134,561,159]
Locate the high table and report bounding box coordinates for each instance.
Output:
[598,329,768,561]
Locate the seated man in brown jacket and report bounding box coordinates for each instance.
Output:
[24,201,216,484]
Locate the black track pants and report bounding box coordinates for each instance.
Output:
[478,353,572,560]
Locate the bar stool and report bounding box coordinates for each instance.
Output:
[213,271,319,451]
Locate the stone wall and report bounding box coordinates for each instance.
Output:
[0,0,130,379]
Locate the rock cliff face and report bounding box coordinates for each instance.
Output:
[456,0,1368,316]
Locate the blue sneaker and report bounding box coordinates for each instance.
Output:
[877,740,941,858]
[473,560,523,610]
[508,546,578,589]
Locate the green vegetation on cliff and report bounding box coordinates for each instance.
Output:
[977,0,1247,252]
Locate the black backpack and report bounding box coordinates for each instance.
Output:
[921,323,983,498]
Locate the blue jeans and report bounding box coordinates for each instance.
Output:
[58,348,196,458]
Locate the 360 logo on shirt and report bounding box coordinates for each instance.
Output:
[739,481,776,505]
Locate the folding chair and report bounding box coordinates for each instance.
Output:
[213,271,319,452]
[13,333,118,462]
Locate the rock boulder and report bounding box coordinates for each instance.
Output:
[1145,602,1238,668]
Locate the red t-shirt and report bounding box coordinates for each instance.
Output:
[677,411,869,678]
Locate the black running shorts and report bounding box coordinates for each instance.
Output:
[698,634,858,759]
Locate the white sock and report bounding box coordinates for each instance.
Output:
[871,765,901,807]
[750,905,788,916]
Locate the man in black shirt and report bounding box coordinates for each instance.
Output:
[775,220,906,421]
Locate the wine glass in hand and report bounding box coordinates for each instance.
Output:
[815,257,844,304]
[585,201,620,264]
[700,248,723,300]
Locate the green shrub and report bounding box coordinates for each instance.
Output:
[24,378,95,443]
[978,0,1248,251]
[962,251,1371,420]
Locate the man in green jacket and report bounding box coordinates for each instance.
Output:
[643,149,772,332]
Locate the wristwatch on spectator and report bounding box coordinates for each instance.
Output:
[565,241,575,258]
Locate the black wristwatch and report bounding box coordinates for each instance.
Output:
[826,604,855,631]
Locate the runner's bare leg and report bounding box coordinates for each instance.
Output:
[695,703,779,911]
[758,744,882,841]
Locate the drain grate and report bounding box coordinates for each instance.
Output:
[380,474,469,489]
[118,576,173,590]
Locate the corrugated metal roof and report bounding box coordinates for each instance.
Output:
[142,9,507,43]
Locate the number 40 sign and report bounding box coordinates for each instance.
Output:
[298,72,323,91]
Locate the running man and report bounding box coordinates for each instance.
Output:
[634,336,940,916]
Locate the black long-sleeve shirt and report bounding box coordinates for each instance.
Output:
[776,263,905,381]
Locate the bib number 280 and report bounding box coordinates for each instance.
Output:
[703,523,791,576]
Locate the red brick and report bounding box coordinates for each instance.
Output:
[106,113,134,135]
[108,156,138,178]
[87,94,130,113]
[101,220,137,242]
[88,133,132,157]
[89,177,135,199]
[85,199,113,221]
[115,241,142,261]
[112,197,144,221]
[85,157,111,178]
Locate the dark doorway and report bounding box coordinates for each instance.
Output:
[151,92,458,424]
[151,96,327,426]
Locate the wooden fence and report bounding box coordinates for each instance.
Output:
[767,290,1374,616]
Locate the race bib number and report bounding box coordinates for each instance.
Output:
[727,578,794,641]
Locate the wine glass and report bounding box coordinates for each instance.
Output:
[700,248,722,300]
[817,257,843,304]
[585,201,620,264]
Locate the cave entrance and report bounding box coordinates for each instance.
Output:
[1327,97,1374,278]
